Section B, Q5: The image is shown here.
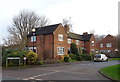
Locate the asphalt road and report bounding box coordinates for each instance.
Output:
[2,60,119,81]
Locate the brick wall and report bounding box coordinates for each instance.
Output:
[53,25,68,59]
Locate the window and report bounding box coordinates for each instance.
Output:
[100,43,103,48]
[31,36,36,42]
[107,50,111,53]
[68,38,71,44]
[76,40,79,45]
[29,47,37,53]
[91,41,94,46]
[58,34,63,41]
[57,47,64,55]
[82,42,84,45]
[106,43,112,47]
[91,49,95,54]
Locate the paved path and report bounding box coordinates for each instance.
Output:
[2,60,119,81]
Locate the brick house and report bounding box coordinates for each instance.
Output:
[96,34,119,57]
[27,23,96,60]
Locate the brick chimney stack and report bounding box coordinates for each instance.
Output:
[83,32,88,35]
[64,25,70,33]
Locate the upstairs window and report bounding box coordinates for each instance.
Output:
[58,34,63,41]
[106,43,112,47]
[100,43,103,48]
[82,42,84,45]
[31,36,36,42]
[68,38,71,44]
[91,41,94,46]
[57,47,64,55]
[76,40,79,45]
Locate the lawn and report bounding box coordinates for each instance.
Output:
[108,58,120,61]
[100,64,120,81]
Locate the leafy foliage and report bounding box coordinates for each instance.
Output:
[25,51,38,64]
[70,43,79,55]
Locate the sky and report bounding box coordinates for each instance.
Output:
[0,0,119,44]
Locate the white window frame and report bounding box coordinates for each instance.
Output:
[68,38,71,44]
[76,40,79,45]
[57,47,64,55]
[106,43,112,47]
[91,41,94,46]
[82,42,84,45]
[31,36,36,42]
[58,34,63,41]
[28,47,37,53]
[100,43,103,48]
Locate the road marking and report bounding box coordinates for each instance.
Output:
[23,71,59,80]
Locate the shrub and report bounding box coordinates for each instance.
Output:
[25,51,38,65]
[64,56,69,62]
[81,54,92,61]
[76,55,82,61]
[70,43,79,55]
[69,54,76,60]
[2,49,26,66]
[37,61,44,65]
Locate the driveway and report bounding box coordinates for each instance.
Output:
[2,60,119,81]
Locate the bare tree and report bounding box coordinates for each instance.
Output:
[90,29,95,34]
[4,10,50,49]
[39,16,50,27]
[62,17,73,32]
[95,34,106,42]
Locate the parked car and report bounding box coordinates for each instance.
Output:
[94,54,108,62]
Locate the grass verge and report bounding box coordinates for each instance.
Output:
[108,58,120,61]
[100,64,120,81]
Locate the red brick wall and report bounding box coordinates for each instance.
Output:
[43,34,54,59]
[54,25,68,59]
[96,35,118,53]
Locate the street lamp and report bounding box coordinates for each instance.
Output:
[32,28,36,52]
[23,57,26,65]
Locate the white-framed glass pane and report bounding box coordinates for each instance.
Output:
[82,42,84,45]
[76,40,79,45]
[68,38,71,44]
[28,47,37,53]
[100,43,103,48]
[58,34,63,41]
[31,36,36,42]
[106,43,112,47]
[57,47,64,55]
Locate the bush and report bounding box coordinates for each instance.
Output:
[69,54,76,60]
[25,51,38,65]
[76,55,82,61]
[2,49,26,66]
[37,61,44,65]
[64,56,69,62]
[70,43,79,55]
[81,54,92,61]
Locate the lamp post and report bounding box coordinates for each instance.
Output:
[23,57,26,66]
[32,28,36,52]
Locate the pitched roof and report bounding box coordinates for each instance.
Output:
[68,32,93,41]
[28,23,61,36]
[80,34,93,41]
[67,32,83,40]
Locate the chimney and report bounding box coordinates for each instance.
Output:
[64,25,70,33]
[83,32,88,35]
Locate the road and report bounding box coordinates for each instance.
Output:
[2,60,119,81]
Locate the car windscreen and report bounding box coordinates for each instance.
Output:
[95,54,101,58]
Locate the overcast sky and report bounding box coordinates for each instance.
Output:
[0,0,119,43]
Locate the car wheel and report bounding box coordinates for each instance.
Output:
[106,58,108,62]
[101,59,104,62]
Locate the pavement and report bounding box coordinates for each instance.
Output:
[2,60,119,81]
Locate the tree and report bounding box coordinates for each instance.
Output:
[62,17,73,32]
[94,34,106,42]
[70,43,78,55]
[4,10,50,49]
